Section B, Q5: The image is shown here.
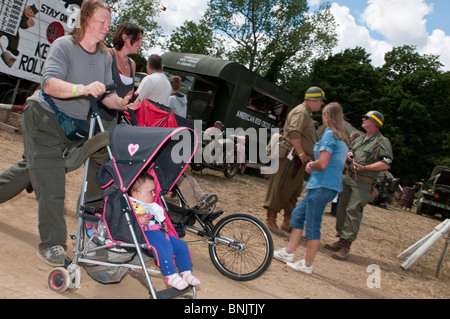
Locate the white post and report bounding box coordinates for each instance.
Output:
[399,219,450,270]
[435,229,450,278]
[0,103,25,111]
[397,231,435,260]
[398,219,449,259]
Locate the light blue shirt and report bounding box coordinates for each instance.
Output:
[306,128,348,192]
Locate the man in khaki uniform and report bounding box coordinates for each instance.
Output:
[263,87,326,236]
[325,111,393,260]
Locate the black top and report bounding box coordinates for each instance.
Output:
[98,48,135,122]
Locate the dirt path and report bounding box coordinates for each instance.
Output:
[0,129,448,300]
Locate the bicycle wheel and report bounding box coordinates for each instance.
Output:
[208,213,273,281]
[223,156,239,178]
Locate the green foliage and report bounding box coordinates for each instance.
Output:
[104,0,161,51]
[166,20,224,57]
[204,0,337,82]
[375,46,449,184]
[128,54,147,72]
[301,47,381,125]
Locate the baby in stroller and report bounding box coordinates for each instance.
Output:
[128,171,201,290]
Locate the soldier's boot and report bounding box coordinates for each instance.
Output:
[324,238,346,252]
[280,211,292,233]
[265,210,285,236]
[331,240,352,261]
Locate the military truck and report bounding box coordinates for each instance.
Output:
[161,52,301,130]
[416,166,450,220]
[160,52,302,168]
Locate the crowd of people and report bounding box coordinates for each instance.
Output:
[0,0,395,291]
[270,87,393,274]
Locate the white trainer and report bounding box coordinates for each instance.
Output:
[287,259,313,274]
[273,247,294,263]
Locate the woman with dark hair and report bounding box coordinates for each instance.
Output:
[84,22,144,210]
[98,22,144,128]
[273,102,349,274]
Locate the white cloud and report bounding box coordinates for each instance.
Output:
[422,29,450,69]
[330,3,392,67]
[308,0,321,7]
[361,0,432,48]
[147,0,209,56]
[157,0,209,34]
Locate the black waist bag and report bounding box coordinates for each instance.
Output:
[42,91,89,140]
[56,112,90,140]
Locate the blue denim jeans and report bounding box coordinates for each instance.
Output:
[290,188,338,240]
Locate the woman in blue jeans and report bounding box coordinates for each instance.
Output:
[274,102,349,274]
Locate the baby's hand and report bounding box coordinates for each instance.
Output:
[138,214,151,225]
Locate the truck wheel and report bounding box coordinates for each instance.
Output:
[416,201,424,215]
[190,162,204,172]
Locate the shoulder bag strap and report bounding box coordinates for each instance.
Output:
[41,91,60,115]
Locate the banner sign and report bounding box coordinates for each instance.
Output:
[0,0,82,83]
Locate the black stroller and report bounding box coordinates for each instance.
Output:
[47,95,273,298]
[47,94,197,299]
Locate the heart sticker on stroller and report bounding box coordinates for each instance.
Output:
[128,144,140,156]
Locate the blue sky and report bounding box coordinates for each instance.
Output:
[155,0,450,71]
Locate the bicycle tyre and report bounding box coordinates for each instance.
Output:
[208,213,273,281]
[223,146,239,178]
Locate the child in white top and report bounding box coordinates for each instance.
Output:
[128,172,200,290]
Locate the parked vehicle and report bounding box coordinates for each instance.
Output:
[160,52,301,166]
[370,172,401,209]
[161,52,300,131]
[190,130,243,178]
[415,166,450,220]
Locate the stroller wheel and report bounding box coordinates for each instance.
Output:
[67,264,81,291]
[48,267,70,293]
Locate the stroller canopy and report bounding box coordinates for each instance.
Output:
[97,124,197,194]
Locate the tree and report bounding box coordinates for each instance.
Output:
[104,0,162,51]
[166,19,224,57]
[267,3,338,85]
[376,46,449,184]
[128,54,148,73]
[204,0,337,82]
[381,45,443,81]
[300,47,381,125]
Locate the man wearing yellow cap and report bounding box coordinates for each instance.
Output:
[325,110,393,260]
[263,87,326,236]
